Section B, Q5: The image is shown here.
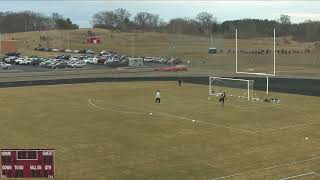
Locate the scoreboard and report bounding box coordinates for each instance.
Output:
[1,149,54,178]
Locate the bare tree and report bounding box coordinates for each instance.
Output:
[196,12,215,34]
[92,12,105,25]
[114,8,131,28]
[133,12,160,31]
[279,14,291,25]
[134,12,151,29]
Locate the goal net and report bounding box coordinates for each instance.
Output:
[209,77,254,100]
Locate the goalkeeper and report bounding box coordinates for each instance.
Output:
[219,92,226,107]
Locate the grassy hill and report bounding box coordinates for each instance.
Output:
[3,28,320,76]
[4,28,315,57]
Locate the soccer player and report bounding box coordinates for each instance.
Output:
[219,92,226,106]
[155,90,161,104]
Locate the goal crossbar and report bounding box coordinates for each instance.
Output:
[236,72,276,77]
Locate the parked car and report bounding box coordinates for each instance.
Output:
[52,61,68,69]
[39,60,50,68]
[100,50,109,56]
[55,55,70,60]
[52,49,59,52]
[73,61,86,68]
[83,58,98,64]
[86,49,95,54]
[67,61,85,68]
[29,58,42,66]
[97,57,107,64]
[158,58,169,64]
[0,62,11,69]
[144,57,157,62]
[14,58,26,65]
[105,57,120,64]
[70,56,79,61]
[65,49,72,53]
[19,58,31,65]
[46,59,59,68]
[5,56,17,64]
[79,50,86,54]
[73,50,80,53]
[104,57,121,66]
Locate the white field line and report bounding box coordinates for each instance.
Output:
[211,156,320,180]
[252,122,320,134]
[88,98,147,115]
[89,98,318,134]
[88,98,255,134]
[155,111,255,134]
[279,172,317,180]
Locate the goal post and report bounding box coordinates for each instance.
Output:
[209,77,254,100]
[235,28,276,94]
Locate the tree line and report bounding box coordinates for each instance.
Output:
[0,9,319,42]
[92,9,320,42]
[0,11,78,33]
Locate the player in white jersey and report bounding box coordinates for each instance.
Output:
[155,90,161,104]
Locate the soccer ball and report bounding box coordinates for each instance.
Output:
[192,120,195,122]
[150,112,153,115]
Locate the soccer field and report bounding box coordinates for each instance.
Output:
[0,81,319,180]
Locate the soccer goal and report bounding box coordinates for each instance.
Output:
[209,77,254,100]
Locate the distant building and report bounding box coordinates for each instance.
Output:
[85,36,101,44]
[129,58,144,67]
[0,40,17,55]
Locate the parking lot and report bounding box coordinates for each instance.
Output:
[0,50,179,73]
[0,62,170,73]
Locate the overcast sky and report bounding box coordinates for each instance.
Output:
[1,1,320,28]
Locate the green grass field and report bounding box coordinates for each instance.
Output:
[0,81,319,179]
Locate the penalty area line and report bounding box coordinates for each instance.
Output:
[211,156,320,180]
[155,112,255,134]
[88,98,255,134]
[279,172,318,180]
[252,122,320,134]
[88,98,148,115]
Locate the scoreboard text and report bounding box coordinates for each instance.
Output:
[1,149,54,178]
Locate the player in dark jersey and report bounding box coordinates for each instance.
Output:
[219,92,226,107]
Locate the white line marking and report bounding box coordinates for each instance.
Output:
[279,172,317,180]
[88,98,147,115]
[90,98,319,134]
[88,99,105,110]
[88,98,255,134]
[252,122,320,133]
[212,156,320,180]
[155,111,255,134]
